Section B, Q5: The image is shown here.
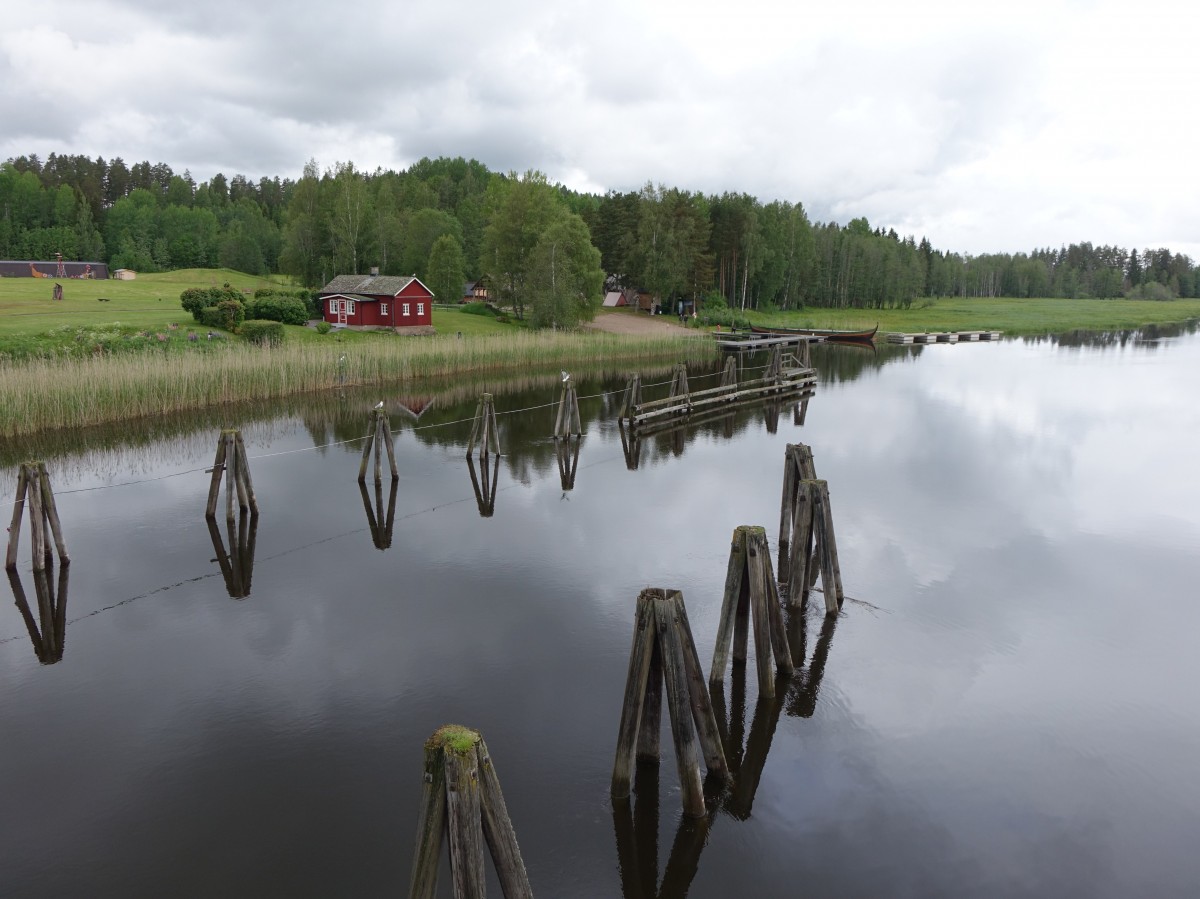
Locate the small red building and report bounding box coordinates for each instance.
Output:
[319,272,435,331]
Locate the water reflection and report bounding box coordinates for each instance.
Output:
[712,663,787,821]
[619,420,642,470]
[786,605,839,719]
[556,437,581,491]
[466,455,500,518]
[6,562,68,664]
[359,480,398,550]
[206,512,258,600]
[612,764,722,899]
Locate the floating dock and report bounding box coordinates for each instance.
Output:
[885,330,1002,344]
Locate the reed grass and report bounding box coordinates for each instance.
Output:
[0,330,716,437]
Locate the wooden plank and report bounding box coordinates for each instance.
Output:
[671,592,728,779]
[708,529,745,687]
[233,433,259,514]
[408,741,448,899]
[28,468,46,572]
[445,744,486,899]
[746,535,776,699]
[814,481,844,612]
[5,466,29,570]
[787,481,816,610]
[205,435,227,518]
[653,594,707,817]
[611,592,657,798]
[636,634,662,762]
[476,737,534,898]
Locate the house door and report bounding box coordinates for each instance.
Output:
[337,299,348,326]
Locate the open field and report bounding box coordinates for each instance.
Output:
[748,295,1200,336]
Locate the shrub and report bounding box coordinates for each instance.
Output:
[461,302,497,317]
[700,290,727,311]
[210,299,245,332]
[198,306,223,329]
[315,320,332,335]
[240,320,285,346]
[180,288,210,321]
[697,307,751,330]
[1127,281,1175,301]
[246,293,309,325]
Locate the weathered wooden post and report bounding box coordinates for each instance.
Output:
[667,364,690,405]
[777,443,817,584]
[708,527,793,700]
[6,562,68,664]
[408,724,533,899]
[465,394,501,459]
[466,455,499,518]
[764,346,783,385]
[6,462,69,572]
[618,374,643,422]
[358,408,399,484]
[612,589,728,818]
[204,430,259,520]
[719,355,738,389]
[778,445,844,616]
[552,379,582,440]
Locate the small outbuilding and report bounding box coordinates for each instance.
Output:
[112,269,137,280]
[319,271,435,331]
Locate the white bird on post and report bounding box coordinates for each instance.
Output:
[561,370,570,383]
[374,400,384,410]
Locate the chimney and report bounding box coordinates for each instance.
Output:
[369,266,379,277]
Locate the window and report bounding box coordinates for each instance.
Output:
[380,303,388,315]
[402,303,410,317]
[329,298,339,315]
[417,302,425,316]
[345,300,355,316]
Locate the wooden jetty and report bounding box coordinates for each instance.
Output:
[622,354,816,432]
[886,330,1002,344]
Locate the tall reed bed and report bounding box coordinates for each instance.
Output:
[0,331,716,437]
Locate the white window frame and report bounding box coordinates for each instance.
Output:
[402,303,410,316]
[381,303,388,316]
[417,302,425,316]
[329,298,339,315]
[345,300,355,316]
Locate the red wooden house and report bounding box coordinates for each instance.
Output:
[319,271,435,331]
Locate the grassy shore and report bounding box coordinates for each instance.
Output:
[748,295,1200,335]
[0,330,715,437]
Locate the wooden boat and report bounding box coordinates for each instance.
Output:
[749,324,878,344]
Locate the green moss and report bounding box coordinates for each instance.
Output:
[427,724,481,755]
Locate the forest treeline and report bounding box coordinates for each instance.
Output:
[2,152,1197,316]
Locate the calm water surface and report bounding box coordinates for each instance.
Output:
[2,331,1199,898]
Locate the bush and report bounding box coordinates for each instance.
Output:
[700,290,727,311]
[197,299,249,333]
[1126,281,1175,301]
[461,302,497,317]
[697,307,751,330]
[315,320,332,335]
[246,293,310,325]
[240,320,285,346]
[180,285,246,322]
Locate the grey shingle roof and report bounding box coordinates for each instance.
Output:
[319,274,416,296]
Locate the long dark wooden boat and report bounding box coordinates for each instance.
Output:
[749,324,878,344]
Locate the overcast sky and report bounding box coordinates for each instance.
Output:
[3,0,1197,257]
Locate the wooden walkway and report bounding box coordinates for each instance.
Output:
[626,364,816,432]
[886,330,1002,344]
[714,333,819,352]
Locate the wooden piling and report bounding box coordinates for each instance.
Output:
[408,725,533,899]
[777,446,844,615]
[466,455,499,518]
[553,380,582,440]
[667,364,690,406]
[619,374,643,421]
[720,355,738,389]
[708,527,793,699]
[556,437,580,491]
[358,409,398,483]
[612,589,726,817]
[205,431,258,519]
[465,394,501,459]
[6,462,69,572]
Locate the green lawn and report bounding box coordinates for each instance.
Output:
[0,269,518,356]
[750,296,1200,336]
